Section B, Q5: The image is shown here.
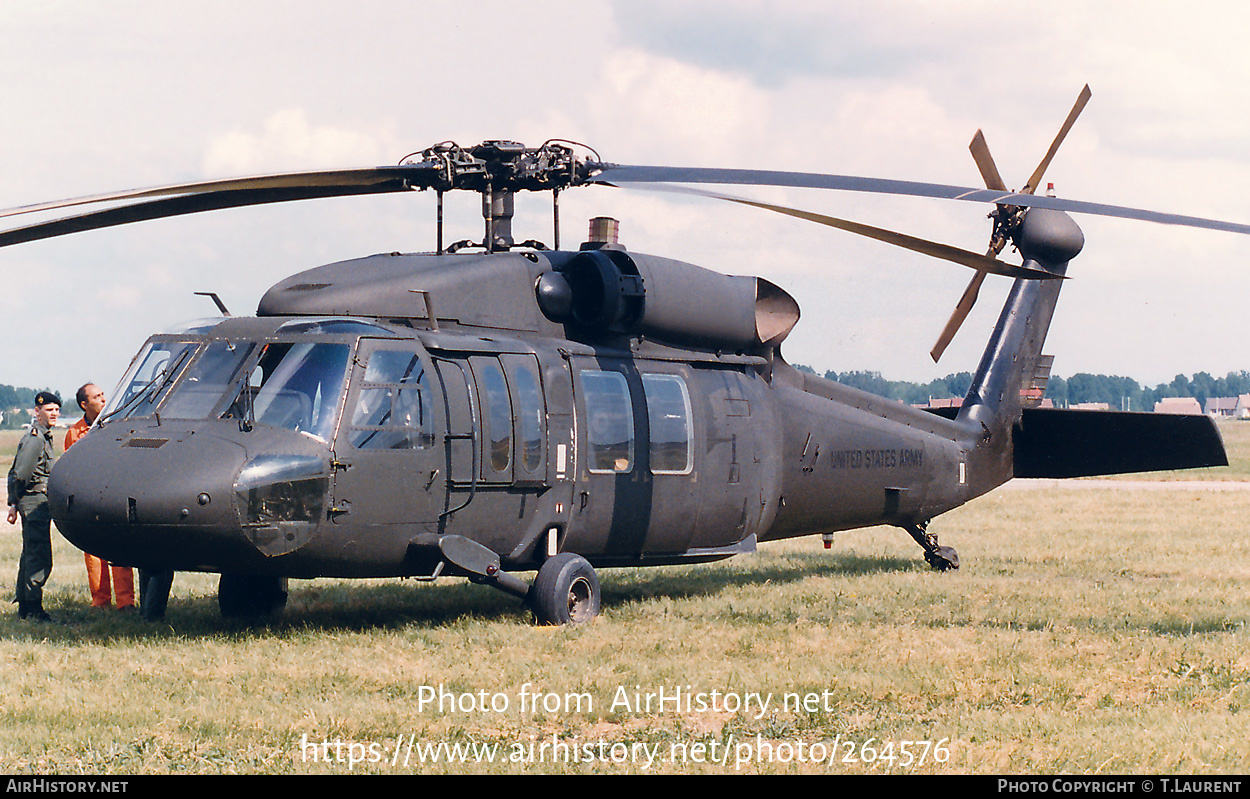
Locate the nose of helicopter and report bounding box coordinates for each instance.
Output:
[48,425,308,571]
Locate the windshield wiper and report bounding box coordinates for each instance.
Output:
[99,347,193,426]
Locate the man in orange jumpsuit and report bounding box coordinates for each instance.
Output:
[64,382,136,611]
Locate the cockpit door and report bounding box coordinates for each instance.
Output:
[330,339,443,528]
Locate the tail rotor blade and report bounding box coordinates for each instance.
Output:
[969,130,1008,192]
[932,85,1091,362]
[930,128,1009,362]
[931,269,987,362]
[1023,84,1092,195]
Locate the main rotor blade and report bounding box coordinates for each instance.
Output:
[1023,84,1092,195]
[592,163,1250,236]
[0,180,416,249]
[0,165,433,221]
[639,185,1058,280]
[969,130,1008,192]
[931,269,987,362]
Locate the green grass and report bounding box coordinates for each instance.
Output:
[1207,418,1250,478]
[1,486,1248,773]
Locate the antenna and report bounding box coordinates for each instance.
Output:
[193,291,231,316]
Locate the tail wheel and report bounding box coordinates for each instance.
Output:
[924,545,960,572]
[528,553,600,625]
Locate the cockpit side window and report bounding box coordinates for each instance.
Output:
[348,348,435,450]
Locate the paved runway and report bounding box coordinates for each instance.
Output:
[1004,478,1250,491]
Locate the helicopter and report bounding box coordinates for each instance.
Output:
[1,87,1236,624]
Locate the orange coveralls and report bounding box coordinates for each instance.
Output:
[65,419,135,609]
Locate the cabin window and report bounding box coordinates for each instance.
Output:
[476,360,513,475]
[642,373,693,475]
[580,370,634,474]
[349,349,435,450]
[511,362,544,474]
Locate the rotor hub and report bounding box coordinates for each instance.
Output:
[1014,208,1084,267]
[402,140,601,194]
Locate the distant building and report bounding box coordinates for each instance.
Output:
[1204,394,1250,419]
[1071,402,1111,411]
[920,397,963,409]
[1154,397,1203,415]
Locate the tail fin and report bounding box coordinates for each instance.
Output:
[957,209,1083,470]
[958,266,1067,432]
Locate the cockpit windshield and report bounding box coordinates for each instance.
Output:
[236,342,350,440]
[101,337,351,440]
[161,340,258,420]
[101,340,198,423]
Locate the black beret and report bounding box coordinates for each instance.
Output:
[34,391,62,408]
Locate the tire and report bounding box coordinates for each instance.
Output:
[924,546,960,571]
[528,553,600,625]
[218,574,288,619]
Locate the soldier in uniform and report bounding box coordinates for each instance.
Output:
[6,391,61,621]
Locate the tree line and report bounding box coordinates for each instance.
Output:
[794,367,1250,412]
[0,383,65,429]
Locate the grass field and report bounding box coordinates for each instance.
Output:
[1,423,1248,773]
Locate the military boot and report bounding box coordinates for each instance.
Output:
[22,602,52,623]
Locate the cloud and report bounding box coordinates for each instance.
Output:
[98,286,144,309]
[582,49,771,163]
[202,109,398,175]
[609,0,948,85]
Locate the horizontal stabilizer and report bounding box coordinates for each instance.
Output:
[1012,407,1228,478]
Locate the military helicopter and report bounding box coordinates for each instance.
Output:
[1,87,1236,623]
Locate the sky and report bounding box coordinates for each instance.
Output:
[3,1,1250,401]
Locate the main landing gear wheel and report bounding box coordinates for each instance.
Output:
[903,522,960,572]
[528,553,600,625]
[218,574,289,619]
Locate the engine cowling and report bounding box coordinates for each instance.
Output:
[536,248,799,351]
